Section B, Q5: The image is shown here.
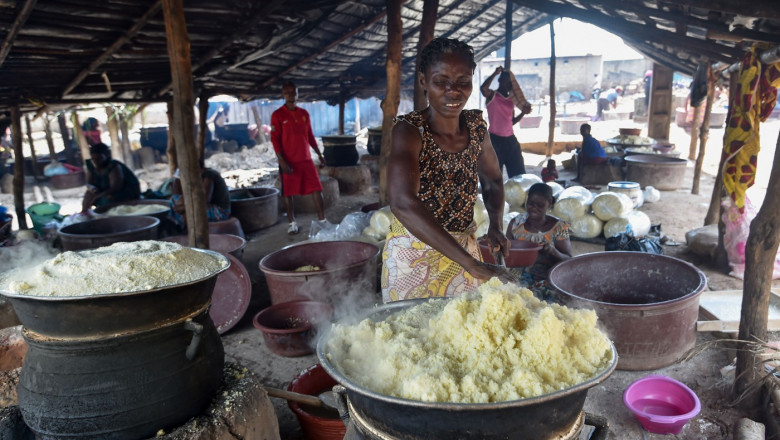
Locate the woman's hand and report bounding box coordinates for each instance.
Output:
[465,260,518,284]
[484,226,510,259]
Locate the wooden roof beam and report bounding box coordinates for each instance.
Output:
[666,0,780,20]
[258,3,402,90]
[0,0,38,67]
[593,0,780,44]
[156,0,288,97]
[512,0,742,64]
[61,0,162,97]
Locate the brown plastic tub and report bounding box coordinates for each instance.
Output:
[229,187,279,232]
[548,251,706,370]
[625,155,688,190]
[259,241,379,304]
[162,233,246,259]
[58,216,160,251]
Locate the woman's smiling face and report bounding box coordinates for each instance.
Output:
[525,193,551,221]
[420,52,473,117]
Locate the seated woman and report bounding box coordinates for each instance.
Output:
[82,142,141,212]
[506,183,572,302]
[170,161,231,228]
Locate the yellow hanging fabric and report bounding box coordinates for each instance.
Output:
[722,47,780,212]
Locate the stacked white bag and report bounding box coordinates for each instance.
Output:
[556,186,652,239]
[362,206,394,241]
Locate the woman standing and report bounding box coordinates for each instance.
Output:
[382,37,514,303]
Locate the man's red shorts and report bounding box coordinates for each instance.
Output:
[280,160,323,197]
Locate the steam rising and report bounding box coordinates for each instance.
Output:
[0,241,60,291]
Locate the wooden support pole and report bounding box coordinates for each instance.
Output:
[338,92,346,135]
[413,0,438,111]
[504,0,512,70]
[546,21,556,158]
[162,0,208,249]
[692,65,714,195]
[688,104,702,160]
[198,92,209,164]
[705,69,739,227]
[106,106,121,156]
[166,101,177,176]
[10,108,28,230]
[118,114,133,170]
[57,113,76,165]
[71,112,90,171]
[735,129,780,411]
[42,116,57,160]
[379,0,403,206]
[24,115,40,178]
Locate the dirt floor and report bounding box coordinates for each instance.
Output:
[2,113,780,439]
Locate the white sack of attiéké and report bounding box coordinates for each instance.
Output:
[591,192,633,221]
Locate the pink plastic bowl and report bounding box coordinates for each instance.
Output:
[623,375,701,434]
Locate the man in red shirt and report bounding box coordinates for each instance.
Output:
[271,81,327,235]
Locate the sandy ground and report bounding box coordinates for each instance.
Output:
[2,110,780,439]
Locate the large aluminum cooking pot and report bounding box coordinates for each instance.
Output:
[317,299,617,439]
[0,249,229,338]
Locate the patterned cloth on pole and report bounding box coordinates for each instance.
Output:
[722,46,780,212]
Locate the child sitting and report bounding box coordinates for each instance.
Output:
[506,183,572,302]
[541,159,558,182]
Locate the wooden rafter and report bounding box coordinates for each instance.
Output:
[156,0,288,98]
[668,0,780,20]
[61,0,162,97]
[593,0,780,44]
[257,4,398,90]
[513,0,743,64]
[0,0,38,67]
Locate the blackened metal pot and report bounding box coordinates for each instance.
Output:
[0,249,228,338]
[317,299,617,440]
[18,306,224,440]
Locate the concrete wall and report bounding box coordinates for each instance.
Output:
[478,55,651,102]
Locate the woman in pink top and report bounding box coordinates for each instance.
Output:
[480,66,532,178]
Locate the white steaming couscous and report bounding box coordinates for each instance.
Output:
[325,278,612,403]
[0,240,227,296]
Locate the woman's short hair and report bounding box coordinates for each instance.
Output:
[419,37,476,74]
[527,183,554,206]
[89,142,110,156]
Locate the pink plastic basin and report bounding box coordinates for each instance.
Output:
[623,375,701,434]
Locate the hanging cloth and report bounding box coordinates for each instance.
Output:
[506,70,531,110]
[722,46,780,212]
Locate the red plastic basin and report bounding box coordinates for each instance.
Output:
[287,364,345,440]
[252,301,333,357]
[478,238,542,267]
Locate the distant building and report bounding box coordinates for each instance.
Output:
[476,54,650,103]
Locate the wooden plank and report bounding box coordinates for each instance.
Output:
[698,290,780,332]
[697,320,780,333]
[378,0,402,206]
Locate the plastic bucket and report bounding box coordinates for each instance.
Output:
[26,202,62,234]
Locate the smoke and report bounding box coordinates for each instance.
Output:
[0,240,60,291]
